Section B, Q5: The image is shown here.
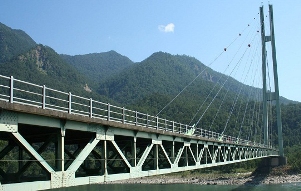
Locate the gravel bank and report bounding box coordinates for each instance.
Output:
[104,167,301,185]
[105,174,301,185]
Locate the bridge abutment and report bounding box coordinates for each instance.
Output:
[264,156,287,167]
[256,156,287,174]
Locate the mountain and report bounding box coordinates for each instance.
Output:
[95,52,259,133]
[97,52,260,106]
[0,22,92,94]
[0,44,88,92]
[0,43,115,108]
[0,22,36,64]
[96,51,295,115]
[60,51,135,83]
[0,22,115,106]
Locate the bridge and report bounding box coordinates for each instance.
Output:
[0,5,285,191]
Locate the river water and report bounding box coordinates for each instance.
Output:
[50,182,301,191]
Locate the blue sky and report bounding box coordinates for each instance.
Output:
[0,1,300,102]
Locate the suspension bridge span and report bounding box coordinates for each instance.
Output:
[0,4,285,191]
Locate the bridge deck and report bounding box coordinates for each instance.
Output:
[0,101,278,191]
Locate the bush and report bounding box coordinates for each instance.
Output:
[285,144,301,172]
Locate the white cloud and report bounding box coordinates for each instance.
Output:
[158,23,175,33]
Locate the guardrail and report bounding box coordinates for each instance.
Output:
[0,74,268,148]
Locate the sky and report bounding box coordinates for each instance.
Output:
[0,1,300,102]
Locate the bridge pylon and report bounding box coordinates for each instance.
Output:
[260,5,284,158]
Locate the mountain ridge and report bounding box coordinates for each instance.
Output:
[60,50,135,83]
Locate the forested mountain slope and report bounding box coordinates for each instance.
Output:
[0,44,114,104]
[0,22,36,63]
[61,50,135,83]
[97,52,249,104]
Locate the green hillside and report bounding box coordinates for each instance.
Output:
[61,50,135,83]
[95,52,263,137]
[97,52,236,104]
[0,22,36,63]
[0,44,115,106]
[0,45,86,92]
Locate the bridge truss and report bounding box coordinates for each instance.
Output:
[0,102,277,190]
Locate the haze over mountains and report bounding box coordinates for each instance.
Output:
[0,22,300,147]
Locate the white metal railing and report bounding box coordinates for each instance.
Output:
[0,75,270,148]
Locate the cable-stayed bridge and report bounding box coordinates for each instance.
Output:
[0,4,285,191]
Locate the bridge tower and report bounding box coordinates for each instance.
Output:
[260,5,284,157]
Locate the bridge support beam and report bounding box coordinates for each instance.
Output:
[260,5,284,157]
[56,126,65,171]
[260,6,269,147]
[268,4,284,158]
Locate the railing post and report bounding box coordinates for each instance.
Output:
[146,114,148,127]
[156,116,159,130]
[172,121,174,133]
[68,92,72,114]
[107,103,110,121]
[10,76,14,103]
[90,98,93,118]
[135,111,138,126]
[122,107,125,123]
[42,85,46,109]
